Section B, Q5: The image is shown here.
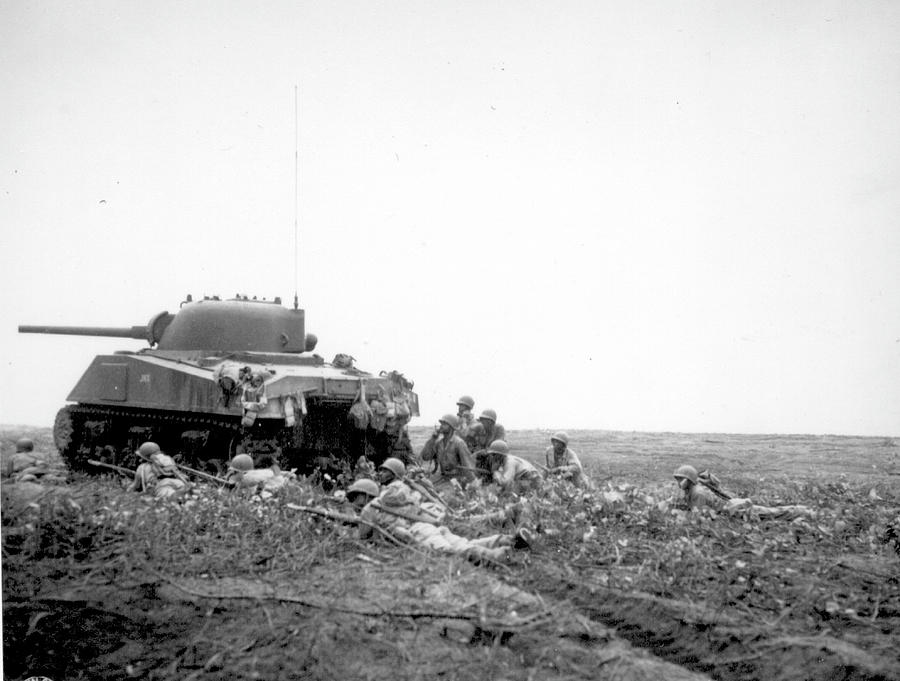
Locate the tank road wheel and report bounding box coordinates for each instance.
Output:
[53,406,78,467]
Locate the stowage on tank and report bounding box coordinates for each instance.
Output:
[19,294,419,474]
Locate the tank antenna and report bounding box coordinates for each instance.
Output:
[293,84,300,311]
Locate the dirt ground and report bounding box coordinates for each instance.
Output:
[3,426,899,681]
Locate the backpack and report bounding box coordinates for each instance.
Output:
[347,381,371,430]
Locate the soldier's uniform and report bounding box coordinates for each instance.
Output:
[456,411,476,441]
[360,483,511,562]
[421,434,475,485]
[681,484,726,511]
[544,445,585,487]
[468,423,507,453]
[494,454,542,494]
[130,453,190,498]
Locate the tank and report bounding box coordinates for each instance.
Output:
[19,294,419,474]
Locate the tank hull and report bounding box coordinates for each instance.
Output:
[56,349,419,473]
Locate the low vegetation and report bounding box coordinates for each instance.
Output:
[2,427,899,680]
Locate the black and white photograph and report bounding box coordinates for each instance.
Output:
[2,2,899,679]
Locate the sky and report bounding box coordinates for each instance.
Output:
[1,1,898,436]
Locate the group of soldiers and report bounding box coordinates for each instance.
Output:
[4,394,814,565]
[126,441,292,500]
[415,395,586,493]
[113,394,592,564]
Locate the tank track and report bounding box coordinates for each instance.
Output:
[55,402,410,475]
[56,403,243,473]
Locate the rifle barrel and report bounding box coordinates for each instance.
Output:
[88,459,135,476]
[177,463,233,486]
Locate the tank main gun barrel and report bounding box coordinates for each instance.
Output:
[19,311,173,346]
[19,325,150,340]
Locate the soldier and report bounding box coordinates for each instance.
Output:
[359,459,523,564]
[240,371,268,427]
[129,442,191,499]
[228,452,292,497]
[225,453,255,483]
[672,464,725,511]
[359,458,432,536]
[468,409,506,454]
[6,437,41,477]
[346,478,380,512]
[672,464,814,520]
[455,395,476,440]
[486,440,542,495]
[420,414,476,486]
[467,424,495,484]
[376,457,413,493]
[545,431,586,486]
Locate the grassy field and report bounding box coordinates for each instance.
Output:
[3,426,899,681]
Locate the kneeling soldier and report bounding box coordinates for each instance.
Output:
[487,440,542,495]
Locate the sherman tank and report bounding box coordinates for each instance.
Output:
[19,294,418,473]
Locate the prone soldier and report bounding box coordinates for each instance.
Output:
[129,442,192,499]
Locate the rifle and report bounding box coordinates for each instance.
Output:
[404,477,451,511]
[176,463,234,486]
[286,503,360,524]
[369,500,444,526]
[285,503,409,547]
[698,470,733,500]
[88,459,136,477]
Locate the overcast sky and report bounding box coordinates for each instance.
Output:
[2,1,898,436]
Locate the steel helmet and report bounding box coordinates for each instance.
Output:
[378,457,406,479]
[439,414,460,430]
[550,431,569,446]
[347,478,379,499]
[487,440,509,455]
[229,453,255,472]
[138,442,161,459]
[456,395,475,410]
[15,437,34,453]
[478,408,497,423]
[673,465,698,484]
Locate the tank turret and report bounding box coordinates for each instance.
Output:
[19,295,418,474]
[19,296,318,353]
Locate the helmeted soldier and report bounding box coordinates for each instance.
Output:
[545,431,586,487]
[467,409,507,454]
[358,457,426,538]
[346,478,380,512]
[228,452,291,496]
[420,414,475,486]
[359,458,521,564]
[672,465,813,520]
[129,442,191,498]
[6,436,41,477]
[455,395,476,440]
[488,440,542,494]
[225,453,255,483]
[240,371,269,427]
[377,457,407,486]
[673,464,725,511]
